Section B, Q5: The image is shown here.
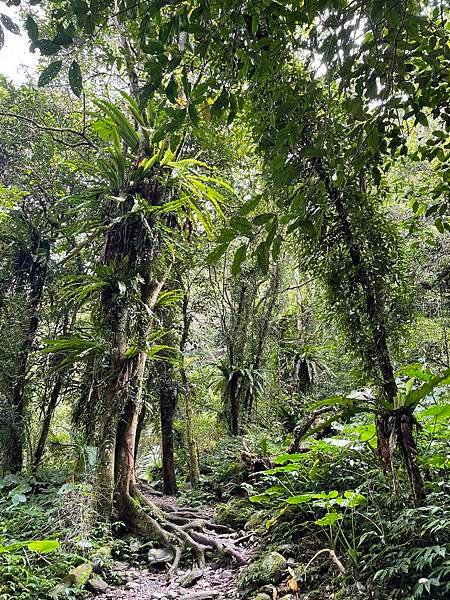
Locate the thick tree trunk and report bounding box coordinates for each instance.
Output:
[377,410,426,506]
[88,28,247,570]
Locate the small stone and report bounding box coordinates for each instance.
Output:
[91,546,112,572]
[125,569,140,582]
[180,567,203,587]
[244,510,266,531]
[258,585,275,594]
[148,547,174,564]
[110,560,130,572]
[260,551,286,582]
[129,537,144,552]
[125,581,139,590]
[69,562,93,586]
[87,577,109,594]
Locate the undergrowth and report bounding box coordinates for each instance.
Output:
[0,470,105,600]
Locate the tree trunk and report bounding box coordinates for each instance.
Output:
[180,366,200,488]
[159,376,178,496]
[179,289,200,487]
[32,373,63,470]
[134,403,147,462]
[398,411,426,506]
[313,156,425,503]
[227,373,240,436]
[8,236,50,472]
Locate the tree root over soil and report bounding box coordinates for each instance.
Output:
[120,484,248,576]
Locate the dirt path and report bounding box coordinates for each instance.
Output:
[95,495,254,600]
[97,557,247,599]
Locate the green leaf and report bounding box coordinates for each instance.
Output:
[206,243,228,265]
[143,40,165,54]
[0,13,20,34]
[249,494,270,503]
[253,213,274,226]
[188,103,199,126]
[25,14,39,41]
[238,195,263,216]
[435,218,444,234]
[405,367,450,408]
[286,494,316,504]
[11,493,27,505]
[141,76,164,103]
[27,539,60,554]
[273,453,307,464]
[68,61,83,97]
[216,228,238,243]
[231,244,247,275]
[38,61,62,87]
[301,147,324,159]
[256,240,270,274]
[367,127,379,152]
[416,113,429,128]
[418,403,450,421]
[229,215,252,236]
[35,39,60,55]
[315,512,343,526]
[166,76,178,103]
[272,234,282,259]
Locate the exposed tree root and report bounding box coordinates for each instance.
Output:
[120,484,247,577]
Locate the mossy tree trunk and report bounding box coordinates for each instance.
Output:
[158,372,178,496]
[315,156,425,505]
[179,284,200,488]
[7,233,50,473]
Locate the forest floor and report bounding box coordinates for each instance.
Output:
[94,493,255,600]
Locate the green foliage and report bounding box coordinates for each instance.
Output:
[0,472,92,599]
[232,417,450,599]
[214,498,253,531]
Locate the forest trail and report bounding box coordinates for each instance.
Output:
[95,493,254,600]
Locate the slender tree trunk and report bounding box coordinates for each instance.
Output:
[180,364,200,487]
[179,289,200,487]
[228,375,240,436]
[32,374,63,470]
[398,411,426,505]
[314,156,425,503]
[134,403,147,462]
[158,375,178,496]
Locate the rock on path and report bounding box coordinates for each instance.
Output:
[97,560,245,600]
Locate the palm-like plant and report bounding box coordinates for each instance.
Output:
[304,365,450,504]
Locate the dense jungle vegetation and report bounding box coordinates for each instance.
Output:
[0,1,449,599]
